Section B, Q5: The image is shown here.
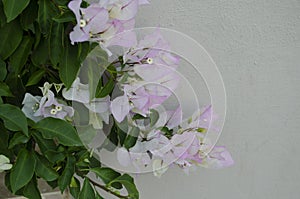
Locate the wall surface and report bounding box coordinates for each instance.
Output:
[132,0,300,199]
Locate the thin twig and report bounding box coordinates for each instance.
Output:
[88,177,129,199]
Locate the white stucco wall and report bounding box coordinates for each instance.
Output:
[132,0,300,198]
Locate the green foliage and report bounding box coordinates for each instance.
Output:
[0,0,140,198]
[0,19,23,60]
[2,0,30,22]
[10,149,36,193]
[0,104,28,136]
[78,178,95,199]
[34,118,83,146]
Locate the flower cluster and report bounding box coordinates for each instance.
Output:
[69,0,149,55]
[22,83,74,122]
[21,0,233,177]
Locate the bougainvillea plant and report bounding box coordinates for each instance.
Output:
[0,0,233,198]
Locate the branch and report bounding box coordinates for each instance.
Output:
[88,177,129,199]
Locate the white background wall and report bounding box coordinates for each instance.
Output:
[133,0,300,198]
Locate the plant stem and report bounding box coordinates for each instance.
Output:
[88,177,129,199]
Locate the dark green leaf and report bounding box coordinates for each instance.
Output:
[31,37,49,66]
[26,69,45,87]
[49,22,64,66]
[44,150,66,163]
[59,42,81,89]
[23,178,42,199]
[0,82,13,97]
[3,74,25,106]
[8,132,29,149]
[2,0,30,23]
[0,19,23,60]
[124,127,139,150]
[20,0,38,31]
[0,59,7,81]
[69,177,80,199]
[79,178,95,199]
[32,131,57,154]
[34,117,83,146]
[53,11,75,23]
[58,156,76,192]
[0,104,28,136]
[0,122,12,157]
[37,0,59,34]
[95,76,114,98]
[0,2,6,27]
[10,149,36,194]
[35,154,59,181]
[91,167,121,185]
[110,174,139,199]
[10,36,34,74]
[53,0,70,5]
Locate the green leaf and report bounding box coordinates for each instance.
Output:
[8,132,29,149]
[44,150,66,163]
[58,156,76,192]
[0,82,13,97]
[95,76,114,98]
[10,36,34,74]
[0,104,28,136]
[37,0,59,34]
[82,46,108,99]
[79,178,95,199]
[26,69,45,87]
[49,22,64,66]
[31,37,49,66]
[2,0,30,23]
[35,154,59,181]
[32,131,57,154]
[0,2,6,27]
[20,0,38,31]
[91,167,121,185]
[0,122,12,157]
[23,178,42,199]
[53,11,75,23]
[0,19,23,60]
[69,177,80,199]
[110,174,139,199]
[149,109,159,127]
[59,42,81,89]
[34,118,83,146]
[0,59,7,81]
[10,149,36,194]
[124,127,139,150]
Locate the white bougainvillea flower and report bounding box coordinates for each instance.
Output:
[34,90,74,120]
[109,0,139,21]
[0,155,12,172]
[39,82,52,96]
[200,146,234,169]
[166,106,182,129]
[62,77,90,104]
[22,93,43,122]
[110,94,131,122]
[69,0,109,44]
[85,96,111,129]
[152,159,168,177]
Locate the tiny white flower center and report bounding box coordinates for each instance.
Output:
[146,58,153,64]
[55,105,62,111]
[80,19,87,28]
[50,109,57,115]
[32,103,39,113]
